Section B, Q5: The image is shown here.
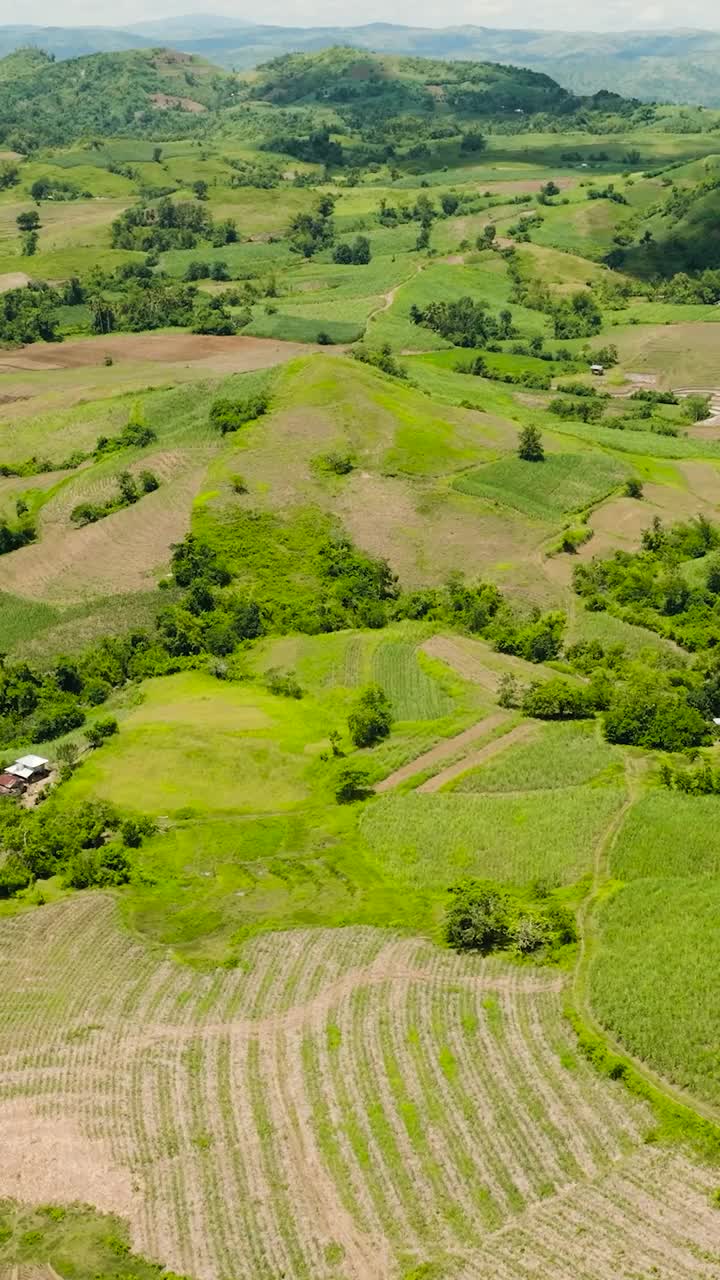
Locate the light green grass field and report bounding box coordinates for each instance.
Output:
[61,671,344,817]
[611,790,720,879]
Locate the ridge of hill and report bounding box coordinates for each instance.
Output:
[6,20,720,105]
[0,43,641,151]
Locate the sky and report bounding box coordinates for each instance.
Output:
[3,0,720,30]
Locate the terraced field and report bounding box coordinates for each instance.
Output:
[1,895,719,1280]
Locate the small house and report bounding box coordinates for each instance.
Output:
[6,754,49,783]
[590,364,605,377]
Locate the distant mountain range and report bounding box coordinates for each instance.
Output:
[4,18,720,106]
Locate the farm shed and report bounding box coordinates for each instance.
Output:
[6,754,49,783]
[0,772,25,795]
[590,363,605,376]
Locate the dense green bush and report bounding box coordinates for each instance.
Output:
[522,678,592,720]
[209,394,269,433]
[347,684,393,748]
[444,879,577,958]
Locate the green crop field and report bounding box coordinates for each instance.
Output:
[455,452,628,520]
[2,38,720,1280]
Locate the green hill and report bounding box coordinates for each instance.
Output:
[0,47,239,150]
[246,46,634,120]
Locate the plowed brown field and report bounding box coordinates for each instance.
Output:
[1,896,718,1280]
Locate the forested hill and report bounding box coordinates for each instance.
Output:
[0,44,641,151]
[247,48,634,120]
[0,47,239,151]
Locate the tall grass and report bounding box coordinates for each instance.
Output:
[455,721,621,793]
[360,786,623,888]
[592,877,720,1105]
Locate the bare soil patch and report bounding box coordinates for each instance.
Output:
[375,711,510,792]
[417,723,537,793]
[338,474,556,601]
[0,272,30,293]
[0,333,333,374]
[0,453,208,602]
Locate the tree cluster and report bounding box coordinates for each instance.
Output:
[444,879,576,959]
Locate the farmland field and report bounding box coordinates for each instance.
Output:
[3,37,720,1280]
[3,894,720,1280]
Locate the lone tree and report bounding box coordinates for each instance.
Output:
[347,684,392,748]
[518,424,544,462]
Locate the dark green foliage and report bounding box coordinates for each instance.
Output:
[625,477,643,498]
[410,295,515,347]
[85,716,119,748]
[517,423,544,461]
[209,393,269,434]
[288,194,335,258]
[522,678,592,720]
[552,290,602,339]
[549,396,605,422]
[333,235,371,265]
[573,515,720,650]
[170,534,232,590]
[445,879,576,958]
[70,468,159,527]
[64,843,131,889]
[16,209,40,232]
[334,764,371,803]
[112,199,236,253]
[0,517,36,555]
[603,681,708,750]
[0,283,60,345]
[456,354,488,377]
[315,450,354,475]
[347,684,393,748]
[352,343,407,379]
[445,881,511,952]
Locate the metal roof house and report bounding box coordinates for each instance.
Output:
[590,363,605,376]
[6,754,49,782]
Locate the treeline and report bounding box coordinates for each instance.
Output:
[0,798,155,898]
[0,519,571,749]
[411,297,516,347]
[573,514,720,651]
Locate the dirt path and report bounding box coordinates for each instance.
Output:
[374,710,510,793]
[366,261,426,326]
[417,723,536,794]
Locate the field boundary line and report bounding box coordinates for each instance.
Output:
[416,722,537,794]
[374,710,511,792]
[571,757,720,1133]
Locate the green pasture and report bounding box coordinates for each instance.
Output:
[60,670,346,816]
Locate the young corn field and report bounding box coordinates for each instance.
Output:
[1,896,719,1280]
